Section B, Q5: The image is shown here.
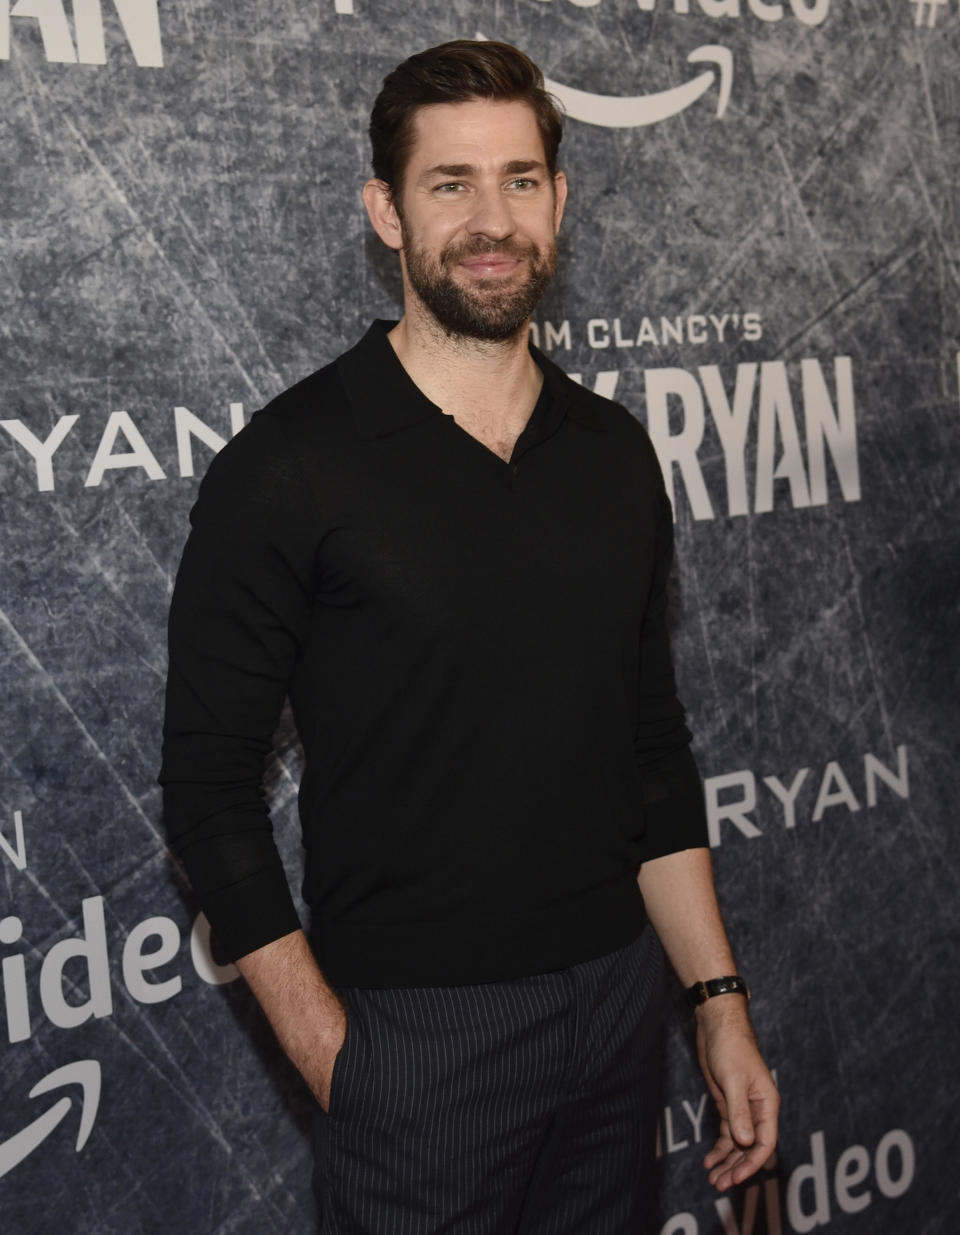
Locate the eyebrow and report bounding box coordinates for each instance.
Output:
[420,159,546,180]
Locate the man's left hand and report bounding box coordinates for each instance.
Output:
[695,996,780,1191]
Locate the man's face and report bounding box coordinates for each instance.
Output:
[391,99,566,342]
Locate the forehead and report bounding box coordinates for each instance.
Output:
[405,98,547,175]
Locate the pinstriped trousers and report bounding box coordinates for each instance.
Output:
[311,924,666,1234]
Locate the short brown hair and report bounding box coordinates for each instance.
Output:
[369,40,564,193]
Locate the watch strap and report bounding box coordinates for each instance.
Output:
[686,975,750,1008]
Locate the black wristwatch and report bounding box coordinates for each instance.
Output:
[686,975,750,1008]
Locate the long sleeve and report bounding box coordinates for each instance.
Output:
[159,412,319,961]
[632,444,709,862]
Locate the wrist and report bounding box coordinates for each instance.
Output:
[694,994,752,1029]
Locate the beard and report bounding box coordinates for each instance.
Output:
[402,233,557,343]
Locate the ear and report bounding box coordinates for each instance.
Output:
[362,179,404,252]
[552,170,568,234]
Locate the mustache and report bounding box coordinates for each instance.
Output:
[440,236,541,264]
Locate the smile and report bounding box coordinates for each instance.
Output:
[457,255,523,278]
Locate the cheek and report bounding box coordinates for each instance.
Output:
[408,214,462,251]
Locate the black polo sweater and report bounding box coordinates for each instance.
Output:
[160,321,708,986]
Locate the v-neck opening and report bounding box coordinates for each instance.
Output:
[442,383,561,471]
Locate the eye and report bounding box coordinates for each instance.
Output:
[506,178,536,191]
[434,182,464,194]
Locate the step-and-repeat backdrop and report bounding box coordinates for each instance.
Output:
[2,2,958,1232]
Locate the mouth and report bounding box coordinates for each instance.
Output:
[457,254,524,279]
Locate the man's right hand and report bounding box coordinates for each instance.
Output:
[234,929,349,1111]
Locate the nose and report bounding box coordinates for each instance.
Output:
[466,184,515,241]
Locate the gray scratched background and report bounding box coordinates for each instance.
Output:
[1,1,958,1232]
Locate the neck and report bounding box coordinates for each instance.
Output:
[387,299,543,437]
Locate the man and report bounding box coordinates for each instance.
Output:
[160,39,778,1234]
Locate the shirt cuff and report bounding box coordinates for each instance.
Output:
[200,867,304,963]
[635,744,709,862]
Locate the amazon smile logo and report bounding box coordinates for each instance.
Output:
[545,46,731,127]
[475,35,731,127]
[0,1062,101,1179]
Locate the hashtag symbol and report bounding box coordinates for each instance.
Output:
[910,0,947,25]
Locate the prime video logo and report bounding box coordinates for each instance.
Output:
[0,811,239,1178]
[476,0,831,130]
